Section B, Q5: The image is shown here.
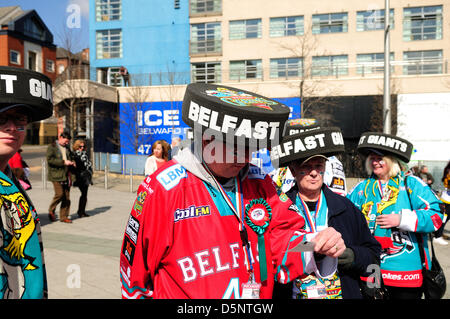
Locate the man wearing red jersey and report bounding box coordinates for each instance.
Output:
[120,84,345,299]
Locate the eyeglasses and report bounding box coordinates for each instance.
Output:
[79,145,85,149]
[0,114,28,127]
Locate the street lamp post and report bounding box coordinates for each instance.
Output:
[383,0,391,134]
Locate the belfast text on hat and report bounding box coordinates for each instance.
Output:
[271,131,344,160]
[188,101,280,140]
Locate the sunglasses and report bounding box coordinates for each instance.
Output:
[79,145,85,149]
[0,114,29,127]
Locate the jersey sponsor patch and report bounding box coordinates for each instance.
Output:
[125,215,140,244]
[156,164,187,190]
[174,205,211,223]
[122,236,136,266]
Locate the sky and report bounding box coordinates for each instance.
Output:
[1,0,90,51]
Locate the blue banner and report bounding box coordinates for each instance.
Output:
[119,97,300,155]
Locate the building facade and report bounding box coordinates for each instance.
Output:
[85,0,450,168]
[89,0,191,86]
[0,5,58,145]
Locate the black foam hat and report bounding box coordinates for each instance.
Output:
[182,83,290,149]
[357,132,413,163]
[0,66,53,122]
[271,127,345,167]
[284,118,321,136]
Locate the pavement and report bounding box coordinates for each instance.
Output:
[20,145,450,299]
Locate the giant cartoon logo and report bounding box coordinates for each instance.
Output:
[204,87,278,110]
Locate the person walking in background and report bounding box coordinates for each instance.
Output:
[47,130,76,223]
[418,165,435,189]
[0,66,52,298]
[144,140,169,176]
[8,148,31,190]
[434,161,450,245]
[347,132,443,299]
[72,139,93,218]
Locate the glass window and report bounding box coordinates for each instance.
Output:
[190,22,221,54]
[356,53,394,74]
[229,60,262,80]
[270,58,303,78]
[46,59,55,73]
[9,50,20,65]
[356,9,394,31]
[312,13,348,34]
[229,19,262,39]
[312,55,348,77]
[403,50,442,75]
[96,0,121,21]
[403,6,442,41]
[96,29,122,59]
[270,16,304,37]
[190,0,221,14]
[191,62,221,83]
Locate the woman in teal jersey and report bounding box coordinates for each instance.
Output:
[347,132,444,299]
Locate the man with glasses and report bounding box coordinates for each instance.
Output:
[0,66,53,298]
[271,127,380,299]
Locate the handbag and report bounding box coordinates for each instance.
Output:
[405,176,446,299]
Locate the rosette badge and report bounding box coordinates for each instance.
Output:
[182,83,290,150]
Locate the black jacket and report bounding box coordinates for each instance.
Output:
[274,185,381,299]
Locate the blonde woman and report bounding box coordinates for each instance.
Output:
[347,132,443,299]
[144,140,169,176]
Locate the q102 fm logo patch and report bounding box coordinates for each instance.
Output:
[204,87,277,110]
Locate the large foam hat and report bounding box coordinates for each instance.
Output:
[284,118,320,136]
[357,132,413,163]
[0,66,53,122]
[182,83,290,149]
[271,127,345,167]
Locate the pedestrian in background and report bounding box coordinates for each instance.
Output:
[419,165,435,189]
[119,66,130,86]
[47,130,76,223]
[144,140,169,176]
[0,66,52,298]
[72,139,92,218]
[347,132,443,299]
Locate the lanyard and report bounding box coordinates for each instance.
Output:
[297,193,325,233]
[201,162,254,274]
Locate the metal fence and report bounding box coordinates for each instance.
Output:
[93,152,147,175]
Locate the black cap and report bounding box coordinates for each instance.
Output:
[357,132,413,163]
[271,127,345,167]
[0,66,53,122]
[182,83,290,149]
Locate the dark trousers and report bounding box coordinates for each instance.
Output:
[77,184,89,215]
[385,286,423,299]
[49,181,71,220]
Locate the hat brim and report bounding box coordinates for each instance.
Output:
[357,132,413,163]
